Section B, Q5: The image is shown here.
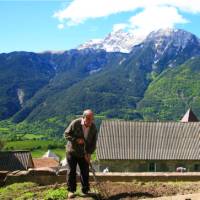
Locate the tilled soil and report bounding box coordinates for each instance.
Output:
[88,181,200,200]
[24,181,200,200]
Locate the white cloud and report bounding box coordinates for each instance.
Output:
[58,24,64,29]
[54,0,200,25]
[112,23,128,32]
[53,0,146,24]
[160,0,200,13]
[53,0,199,37]
[127,6,188,37]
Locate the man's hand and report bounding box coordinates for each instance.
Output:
[84,154,91,164]
[76,138,84,145]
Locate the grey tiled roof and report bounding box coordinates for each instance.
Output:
[97,120,200,160]
[0,151,34,171]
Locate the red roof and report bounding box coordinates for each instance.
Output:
[33,158,59,168]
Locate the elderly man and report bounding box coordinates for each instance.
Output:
[64,109,97,198]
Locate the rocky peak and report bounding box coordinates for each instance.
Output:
[78,29,145,53]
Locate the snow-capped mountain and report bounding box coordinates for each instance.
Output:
[147,28,200,54]
[78,29,145,53]
[129,28,200,70]
[151,29,200,66]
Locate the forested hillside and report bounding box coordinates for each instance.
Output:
[1,29,200,139]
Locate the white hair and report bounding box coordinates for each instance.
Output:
[83,109,94,117]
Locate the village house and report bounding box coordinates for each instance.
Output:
[96,109,200,172]
[0,150,61,185]
[0,150,60,172]
[0,150,34,171]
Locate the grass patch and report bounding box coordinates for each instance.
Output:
[31,148,65,159]
[22,133,46,140]
[5,140,55,150]
[5,140,65,151]
[0,183,69,200]
[4,140,66,159]
[43,187,67,200]
[31,149,47,158]
[0,182,37,200]
[15,192,35,200]
[0,127,9,132]
[51,149,66,160]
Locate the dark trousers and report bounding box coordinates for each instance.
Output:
[67,152,89,193]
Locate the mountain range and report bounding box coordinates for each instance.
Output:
[1,28,200,135]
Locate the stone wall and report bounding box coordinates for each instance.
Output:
[1,169,200,186]
[98,160,200,172]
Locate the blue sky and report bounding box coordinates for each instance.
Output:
[1,0,200,53]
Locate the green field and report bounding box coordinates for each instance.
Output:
[30,149,66,159]
[4,139,66,159]
[5,140,58,150]
[21,134,45,140]
[4,140,95,160]
[51,148,66,159]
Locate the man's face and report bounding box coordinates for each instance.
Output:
[83,113,94,127]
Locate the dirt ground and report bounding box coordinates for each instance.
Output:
[14,181,199,200]
[1,180,200,200]
[78,181,200,200]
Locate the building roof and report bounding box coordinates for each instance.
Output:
[97,120,200,160]
[181,108,199,122]
[0,151,34,171]
[33,158,59,168]
[42,150,59,161]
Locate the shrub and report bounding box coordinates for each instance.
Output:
[44,187,67,200]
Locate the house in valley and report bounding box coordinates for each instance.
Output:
[96,109,200,172]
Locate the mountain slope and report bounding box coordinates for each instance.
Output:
[1,28,200,127]
[138,56,200,120]
[13,29,200,123]
[0,52,55,120]
[12,49,126,122]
